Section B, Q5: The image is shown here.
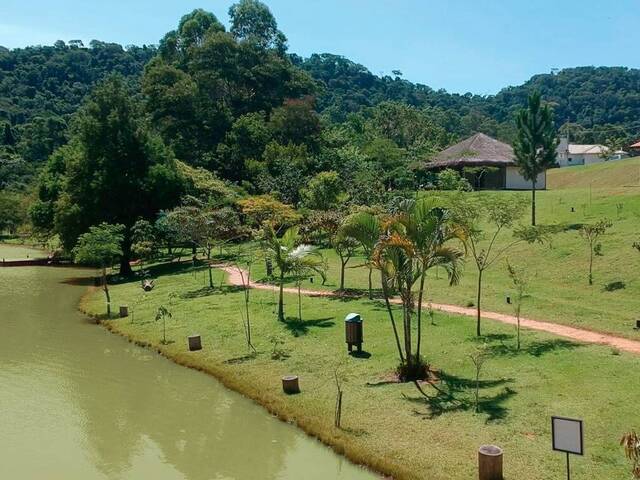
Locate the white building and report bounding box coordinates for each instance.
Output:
[556,137,610,167]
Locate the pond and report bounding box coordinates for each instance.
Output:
[0,246,377,480]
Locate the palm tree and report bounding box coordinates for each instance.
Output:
[341,211,382,299]
[373,199,465,381]
[513,91,558,226]
[400,198,465,359]
[262,225,324,321]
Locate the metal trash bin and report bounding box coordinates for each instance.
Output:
[345,313,363,353]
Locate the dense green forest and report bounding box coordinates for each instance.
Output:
[1,0,639,253]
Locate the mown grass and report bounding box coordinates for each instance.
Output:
[81,261,639,480]
[0,243,46,260]
[245,161,640,339]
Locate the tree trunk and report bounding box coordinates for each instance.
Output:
[588,244,594,285]
[476,269,483,337]
[207,248,214,288]
[367,265,373,299]
[102,266,111,317]
[531,179,537,226]
[416,272,426,359]
[119,228,133,276]
[278,271,285,321]
[119,250,132,276]
[298,282,302,321]
[404,299,412,372]
[381,273,405,365]
[339,257,346,291]
[475,368,480,413]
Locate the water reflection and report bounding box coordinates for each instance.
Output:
[0,261,376,480]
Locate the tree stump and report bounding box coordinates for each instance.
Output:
[188,335,202,351]
[119,305,129,318]
[478,445,503,480]
[282,375,300,394]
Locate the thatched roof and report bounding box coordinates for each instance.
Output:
[427,133,515,169]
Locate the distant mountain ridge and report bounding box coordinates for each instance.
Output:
[1,41,639,150]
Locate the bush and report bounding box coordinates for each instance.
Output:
[436,169,472,191]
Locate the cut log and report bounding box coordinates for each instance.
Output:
[478,445,503,480]
[282,375,300,394]
[188,335,202,351]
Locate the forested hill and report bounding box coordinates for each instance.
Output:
[2,40,640,150]
[296,54,640,143]
[0,41,155,124]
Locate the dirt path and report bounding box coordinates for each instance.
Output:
[219,265,640,356]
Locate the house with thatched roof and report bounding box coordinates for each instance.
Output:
[426,133,546,190]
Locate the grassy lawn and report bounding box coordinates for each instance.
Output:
[81,262,639,480]
[0,243,46,260]
[245,159,640,339]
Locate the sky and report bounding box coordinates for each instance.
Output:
[1,0,639,95]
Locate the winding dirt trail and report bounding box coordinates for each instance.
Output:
[219,265,640,355]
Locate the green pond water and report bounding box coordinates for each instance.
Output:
[0,245,377,480]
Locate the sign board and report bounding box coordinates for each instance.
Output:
[552,416,584,456]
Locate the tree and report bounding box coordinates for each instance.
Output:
[513,91,558,226]
[269,97,321,151]
[301,171,345,210]
[229,0,287,52]
[401,197,465,359]
[232,244,257,354]
[454,194,545,336]
[155,305,173,345]
[333,233,359,291]
[469,343,489,413]
[506,260,528,350]
[238,194,300,231]
[167,200,246,288]
[46,75,183,275]
[148,7,315,173]
[0,191,26,233]
[261,225,323,321]
[73,223,124,317]
[131,219,159,269]
[372,198,464,381]
[362,137,407,190]
[2,123,16,147]
[341,211,382,299]
[579,219,612,286]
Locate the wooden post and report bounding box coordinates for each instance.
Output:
[188,335,202,351]
[282,375,300,394]
[119,305,129,318]
[478,445,503,480]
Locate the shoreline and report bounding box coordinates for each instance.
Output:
[75,263,640,479]
[77,287,397,480]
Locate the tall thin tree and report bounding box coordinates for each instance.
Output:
[513,91,558,226]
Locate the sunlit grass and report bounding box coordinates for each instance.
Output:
[81,262,639,480]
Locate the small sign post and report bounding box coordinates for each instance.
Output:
[551,416,584,480]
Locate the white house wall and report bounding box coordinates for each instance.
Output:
[505,166,546,190]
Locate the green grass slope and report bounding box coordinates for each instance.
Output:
[242,160,640,339]
[548,156,640,192]
[81,264,639,480]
